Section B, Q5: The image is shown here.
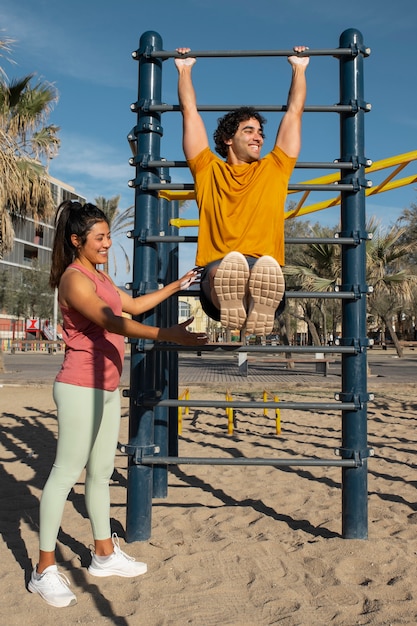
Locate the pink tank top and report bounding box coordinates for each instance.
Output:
[55,264,125,391]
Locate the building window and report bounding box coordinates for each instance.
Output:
[34,225,44,245]
[179,301,191,318]
[23,246,38,265]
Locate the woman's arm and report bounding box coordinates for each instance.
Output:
[117,269,198,317]
[59,268,207,346]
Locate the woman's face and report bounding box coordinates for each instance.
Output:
[73,220,112,266]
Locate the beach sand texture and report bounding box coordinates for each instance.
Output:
[1,374,417,625]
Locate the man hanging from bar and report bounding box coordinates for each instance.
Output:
[174,45,309,337]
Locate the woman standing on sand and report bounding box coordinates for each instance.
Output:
[28,200,207,608]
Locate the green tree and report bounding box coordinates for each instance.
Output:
[0,73,60,255]
[0,35,60,371]
[397,201,417,265]
[284,218,417,355]
[284,221,340,345]
[366,222,417,357]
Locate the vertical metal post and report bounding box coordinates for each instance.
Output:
[153,166,171,498]
[339,28,369,539]
[126,31,164,542]
[168,199,179,457]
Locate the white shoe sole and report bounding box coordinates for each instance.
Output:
[246,256,285,336]
[213,252,250,331]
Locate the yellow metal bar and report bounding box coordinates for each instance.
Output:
[162,151,417,226]
[170,217,199,229]
[274,395,281,435]
[185,389,190,416]
[159,190,196,202]
[263,390,268,416]
[284,173,417,220]
[226,390,234,435]
[366,173,417,196]
[177,388,189,435]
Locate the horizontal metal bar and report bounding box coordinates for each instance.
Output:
[146,159,354,170]
[145,48,355,60]
[174,289,355,300]
[143,399,357,411]
[144,235,357,245]
[289,291,355,299]
[170,344,357,354]
[140,182,354,192]
[176,288,354,300]
[142,103,354,113]
[141,456,357,467]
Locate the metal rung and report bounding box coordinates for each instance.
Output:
[143,48,357,60]
[145,159,355,170]
[160,344,357,355]
[173,289,355,300]
[142,235,357,245]
[138,182,355,192]
[140,103,356,114]
[140,456,358,467]
[288,291,355,299]
[142,399,358,411]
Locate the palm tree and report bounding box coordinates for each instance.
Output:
[0,71,60,257]
[284,223,340,345]
[366,222,417,357]
[285,218,417,357]
[94,196,134,278]
[0,37,60,373]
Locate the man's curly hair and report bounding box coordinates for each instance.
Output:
[213,107,266,158]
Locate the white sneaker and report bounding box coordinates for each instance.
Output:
[88,533,147,578]
[213,251,250,331]
[28,565,77,608]
[246,256,285,336]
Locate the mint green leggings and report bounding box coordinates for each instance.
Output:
[39,382,121,552]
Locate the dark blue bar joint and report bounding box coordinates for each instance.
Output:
[139,121,163,135]
[335,336,371,350]
[336,447,373,465]
[337,230,370,244]
[133,338,155,353]
[119,443,159,464]
[136,389,161,406]
[336,392,371,407]
[340,174,370,191]
[134,42,161,59]
[338,284,369,299]
[343,98,370,113]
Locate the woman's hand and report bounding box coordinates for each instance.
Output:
[179,268,201,290]
[160,317,208,346]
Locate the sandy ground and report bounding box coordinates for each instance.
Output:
[1,374,417,625]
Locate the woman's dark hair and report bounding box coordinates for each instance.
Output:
[49,201,109,288]
[213,107,266,158]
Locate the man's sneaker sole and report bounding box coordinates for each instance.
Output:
[213,252,250,331]
[246,256,285,336]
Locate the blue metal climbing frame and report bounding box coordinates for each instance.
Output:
[124,28,371,541]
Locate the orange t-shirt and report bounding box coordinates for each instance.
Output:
[187,145,296,267]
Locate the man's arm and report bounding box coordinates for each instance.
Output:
[175,48,209,160]
[275,46,310,158]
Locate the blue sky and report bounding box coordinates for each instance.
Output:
[1,0,416,282]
